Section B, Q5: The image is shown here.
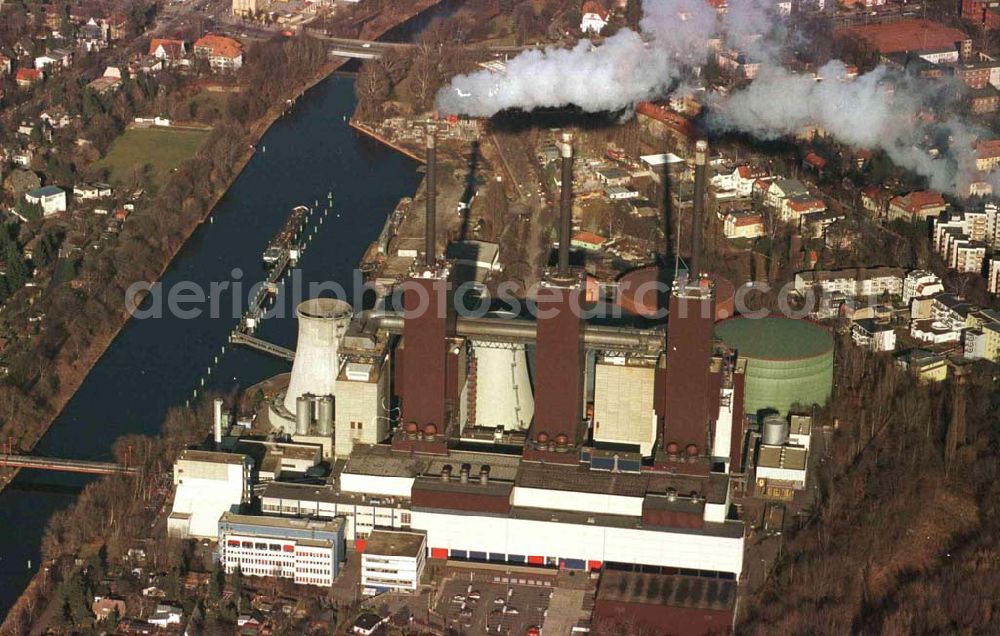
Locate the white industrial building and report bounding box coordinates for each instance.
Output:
[261,446,745,577]
[361,530,427,595]
[592,355,657,456]
[168,450,251,539]
[218,512,344,587]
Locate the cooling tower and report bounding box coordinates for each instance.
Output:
[284,298,352,413]
[471,341,534,430]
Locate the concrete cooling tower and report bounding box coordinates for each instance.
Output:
[283,298,353,413]
[471,340,534,430]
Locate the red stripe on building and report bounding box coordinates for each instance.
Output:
[430,548,448,560]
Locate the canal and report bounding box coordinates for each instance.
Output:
[0,74,421,616]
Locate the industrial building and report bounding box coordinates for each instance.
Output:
[361,530,427,595]
[168,449,252,540]
[217,512,345,587]
[208,135,837,606]
[715,317,834,416]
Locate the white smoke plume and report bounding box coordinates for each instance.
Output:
[435,0,716,117]
[707,61,984,194]
[434,0,990,195]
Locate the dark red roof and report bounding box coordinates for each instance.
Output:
[581,1,609,19]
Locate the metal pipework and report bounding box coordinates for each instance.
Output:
[363,312,663,353]
[425,133,437,267]
[691,139,708,279]
[559,132,574,277]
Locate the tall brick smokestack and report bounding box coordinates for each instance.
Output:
[691,139,708,279]
[425,133,437,267]
[558,132,574,276]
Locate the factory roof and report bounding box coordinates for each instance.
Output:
[715,316,834,361]
[507,506,745,538]
[219,511,342,534]
[363,530,426,558]
[757,445,807,470]
[517,463,647,498]
[836,19,969,54]
[177,449,248,465]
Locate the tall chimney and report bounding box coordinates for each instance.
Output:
[213,398,224,448]
[691,139,708,279]
[425,132,437,267]
[558,132,574,277]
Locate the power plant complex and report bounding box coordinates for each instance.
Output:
[178,132,834,624]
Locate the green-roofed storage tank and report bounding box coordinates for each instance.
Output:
[715,316,834,416]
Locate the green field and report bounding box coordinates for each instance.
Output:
[97,126,211,186]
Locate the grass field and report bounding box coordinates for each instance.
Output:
[97,126,211,186]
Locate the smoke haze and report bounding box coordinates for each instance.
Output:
[435,0,990,195]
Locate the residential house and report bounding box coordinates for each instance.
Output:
[799,209,845,239]
[903,270,944,305]
[887,190,947,221]
[580,1,610,34]
[25,186,67,216]
[193,34,244,71]
[0,55,10,75]
[40,109,72,129]
[781,194,826,222]
[794,266,905,299]
[595,166,630,187]
[974,138,1000,171]
[15,68,43,87]
[969,85,1000,113]
[990,257,1000,294]
[34,48,72,71]
[764,178,808,212]
[571,231,607,251]
[717,49,760,79]
[710,164,768,199]
[723,210,765,239]
[92,597,127,621]
[74,183,113,200]
[895,348,949,382]
[802,151,827,173]
[963,323,1000,361]
[852,318,897,352]
[77,18,108,52]
[148,604,183,628]
[233,0,260,17]
[149,38,186,61]
[860,185,893,219]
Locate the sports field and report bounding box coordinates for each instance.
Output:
[98,126,211,186]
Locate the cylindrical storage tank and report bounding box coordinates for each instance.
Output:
[716,316,834,416]
[472,340,534,430]
[284,299,353,413]
[762,414,789,446]
[316,395,334,436]
[295,395,312,435]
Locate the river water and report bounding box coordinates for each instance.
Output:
[0,74,420,616]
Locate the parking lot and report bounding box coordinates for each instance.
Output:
[438,577,550,634]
